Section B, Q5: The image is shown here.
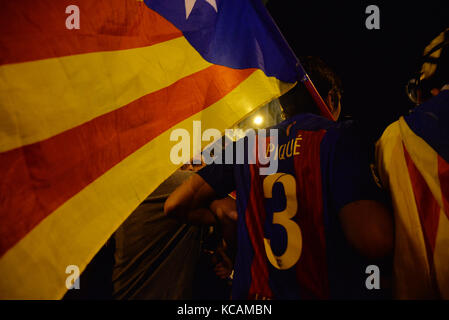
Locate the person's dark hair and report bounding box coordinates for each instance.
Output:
[279,56,342,119]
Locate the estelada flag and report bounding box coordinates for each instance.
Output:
[0,0,300,299]
[376,108,449,299]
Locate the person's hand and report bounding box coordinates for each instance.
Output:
[177,195,237,226]
[213,246,233,280]
[210,197,238,221]
[209,197,238,253]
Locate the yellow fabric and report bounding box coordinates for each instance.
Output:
[420,28,448,81]
[0,69,293,299]
[376,117,449,299]
[0,36,210,152]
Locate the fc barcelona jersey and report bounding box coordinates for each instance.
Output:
[199,113,386,299]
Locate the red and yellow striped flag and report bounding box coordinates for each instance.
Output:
[0,0,297,299]
[377,117,449,299]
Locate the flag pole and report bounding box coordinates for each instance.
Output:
[297,64,336,121]
[258,1,336,121]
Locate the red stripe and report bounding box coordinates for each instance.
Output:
[438,156,449,220]
[246,164,273,299]
[0,0,182,65]
[403,144,440,278]
[293,130,329,299]
[0,65,256,257]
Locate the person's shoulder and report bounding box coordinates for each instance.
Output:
[324,117,363,141]
[378,119,401,142]
[404,90,449,162]
[405,89,449,124]
[276,113,336,131]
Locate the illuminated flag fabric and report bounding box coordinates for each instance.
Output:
[0,0,298,299]
[376,91,449,299]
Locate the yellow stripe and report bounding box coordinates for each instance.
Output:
[376,121,434,298]
[397,118,449,298]
[0,36,211,152]
[0,69,293,299]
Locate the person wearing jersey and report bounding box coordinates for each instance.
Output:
[376,29,449,299]
[165,57,393,299]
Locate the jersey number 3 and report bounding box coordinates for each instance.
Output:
[263,173,302,270]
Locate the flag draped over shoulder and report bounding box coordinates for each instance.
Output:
[376,117,449,299]
[0,0,299,299]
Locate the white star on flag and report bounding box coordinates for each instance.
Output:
[185,0,218,19]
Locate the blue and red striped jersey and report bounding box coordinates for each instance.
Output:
[199,113,386,299]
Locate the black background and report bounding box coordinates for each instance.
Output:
[267,0,448,142]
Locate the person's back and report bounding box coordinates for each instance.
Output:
[376,29,449,299]
[204,113,388,299]
[112,170,203,299]
[165,56,393,300]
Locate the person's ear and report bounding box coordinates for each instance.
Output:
[279,103,287,120]
[326,91,340,120]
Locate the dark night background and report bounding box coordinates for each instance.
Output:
[267,0,448,142]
